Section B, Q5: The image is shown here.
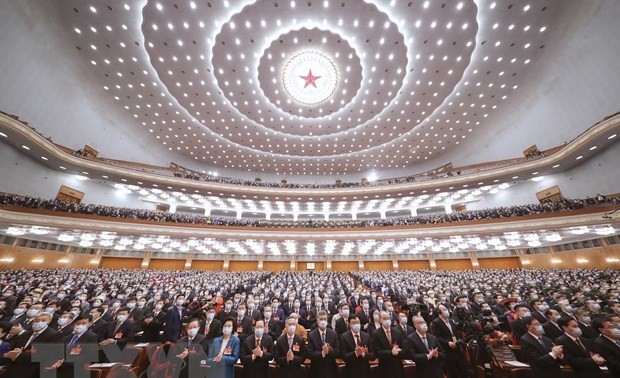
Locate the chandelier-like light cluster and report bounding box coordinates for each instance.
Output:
[282,50,338,106]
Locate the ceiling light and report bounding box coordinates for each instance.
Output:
[589,146,597,151]
[609,134,617,139]
[89,6,96,12]
[576,155,583,160]
[531,176,544,182]
[552,164,560,168]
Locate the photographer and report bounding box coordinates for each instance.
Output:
[430,304,471,378]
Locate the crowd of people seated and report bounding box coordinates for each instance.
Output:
[0,267,618,377]
[1,193,617,230]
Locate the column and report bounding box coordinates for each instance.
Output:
[392,256,399,271]
[204,208,211,216]
[351,213,357,220]
[185,255,193,270]
[380,211,386,219]
[429,254,437,270]
[326,256,332,271]
[410,208,417,217]
[517,249,530,268]
[358,259,364,270]
[444,204,453,214]
[265,213,271,220]
[293,213,299,221]
[141,251,152,270]
[258,255,264,270]
[600,237,620,267]
[168,204,177,214]
[236,210,243,219]
[290,255,296,271]
[90,249,103,268]
[324,213,329,221]
[469,251,480,269]
[223,257,230,271]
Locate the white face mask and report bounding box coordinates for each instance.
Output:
[222,326,233,336]
[254,328,265,337]
[287,325,297,334]
[57,317,69,326]
[533,325,544,336]
[27,309,40,318]
[117,315,128,323]
[127,303,136,309]
[207,313,215,320]
[74,325,88,334]
[373,314,380,321]
[418,323,428,332]
[155,304,163,310]
[318,320,328,329]
[238,310,246,317]
[399,317,408,325]
[32,321,48,332]
[342,310,350,317]
[176,300,185,307]
[351,323,361,333]
[382,320,392,328]
[187,328,198,337]
[13,308,24,315]
[263,312,272,319]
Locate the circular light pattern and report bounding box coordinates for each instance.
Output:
[282,50,339,106]
[61,0,562,175]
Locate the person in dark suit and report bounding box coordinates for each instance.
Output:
[395,312,414,338]
[509,306,531,345]
[431,304,470,378]
[592,317,620,377]
[574,308,599,339]
[174,319,209,378]
[0,322,13,357]
[246,301,262,325]
[371,310,407,378]
[530,300,549,324]
[7,303,28,326]
[356,298,372,327]
[141,300,166,342]
[542,309,564,341]
[262,305,282,341]
[55,312,75,339]
[519,316,564,378]
[240,320,274,378]
[47,316,100,378]
[100,307,136,349]
[2,312,59,377]
[217,300,237,323]
[275,316,307,378]
[126,297,144,328]
[164,294,189,342]
[334,303,350,336]
[307,310,340,378]
[270,299,286,324]
[202,305,223,344]
[87,307,108,340]
[301,299,316,329]
[555,317,606,378]
[366,309,382,336]
[341,315,374,378]
[233,303,253,344]
[406,316,445,378]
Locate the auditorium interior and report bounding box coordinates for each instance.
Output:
[0,0,619,377]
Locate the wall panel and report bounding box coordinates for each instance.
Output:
[296,261,326,271]
[478,257,521,269]
[148,259,185,270]
[332,261,359,272]
[100,257,143,270]
[191,260,224,271]
[229,261,258,271]
[263,261,291,271]
[0,245,95,269]
[398,260,431,270]
[365,261,393,271]
[436,259,472,271]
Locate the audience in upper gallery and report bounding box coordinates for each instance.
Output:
[1,193,617,229]
[0,268,616,376]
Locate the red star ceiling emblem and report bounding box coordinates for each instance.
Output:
[300,69,321,88]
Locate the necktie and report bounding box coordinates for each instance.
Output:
[355,334,361,347]
[422,335,428,349]
[256,337,261,348]
[538,337,547,350]
[386,329,392,346]
[575,338,586,351]
[68,334,79,346]
[24,332,40,350]
[288,336,293,349]
[188,338,192,348]
[114,322,122,334]
[321,332,326,345]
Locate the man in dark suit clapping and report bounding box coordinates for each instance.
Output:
[240,320,274,378]
[307,310,340,378]
[406,316,445,378]
[519,316,564,378]
[341,315,374,378]
[555,317,605,378]
[371,310,407,378]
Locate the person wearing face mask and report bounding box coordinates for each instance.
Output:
[55,312,75,339]
[593,317,620,376]
[530,300,550,324]
[510,305,533,345]
[3,312,59,376]
[100,308,136,350]
[558,300,577,321]
[367,309,383,336]
[47,315,100,378]
[240,320,274,378]
[395,312,414,338]
[371,311,406,378]
[125,297,144,330]
[261,305,281,341]
[542,309,565,341]
[141,299,166,343]
[233,303,253,344]
[406,316,445,378]
[334,303,351,336]
[431,304,470,378]
[217,300,237,323]
[356,298,372,327]
[88,307,108,339]
[307,311,340,378]
[164,294,189,343]
[201,305,223,343]
[275,316,307,378]
[174,319,208,378]
[21,303,44,331]
[519,316,564,377]
[574,308,599,339]
[340,314,375,378]
[555,318,605,378]
[206,318,240,378]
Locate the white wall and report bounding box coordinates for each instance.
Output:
[0,145,152,209]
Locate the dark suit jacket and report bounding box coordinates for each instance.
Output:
[56,324,74,339]
[141,310,166,342]
[216,309,237,323]
[370,327,406,378]
[164,306,188,342]
[275,333,307,378]
[102,319,136,348]
[246,309,262,324]
[240,334,274,378]
[202,318,223,343]
[577,321,599,339]
[406,332,445,378]
[510,319,527,344]
[233,316,254,343]
[555,333,603,378]
[264,317,282,341]
[519,332,563,377]
[88,317,108,340]
[335,316,350,336]
[3,325,60,377]
[430,317,461,358]
[542,321,564,341]
[395,324,414,339]
[367,321,381,336]
[593,335,620,377]
[356,309,372,326]
[175,333,209,377]
[532,310,549,324]
[340,330,375,378]
[307,328,340,378]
